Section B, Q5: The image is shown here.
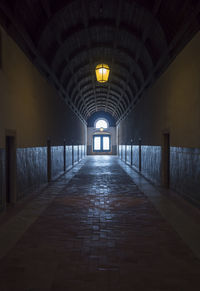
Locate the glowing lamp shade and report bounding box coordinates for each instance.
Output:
[95,64,110,83]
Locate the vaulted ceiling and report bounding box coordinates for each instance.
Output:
[0,0,199,124]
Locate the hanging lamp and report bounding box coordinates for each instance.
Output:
[95,64,110,83]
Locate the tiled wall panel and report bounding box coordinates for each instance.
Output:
[16,147,47,199]
[122,145,126,162]
[78,145,81,160]
[51,146,64,179]
[132,146,139,169]
[2,144,85,205]
[66,146,72,170]
[81,145,85,158]
[74,146,78,163]
[112,145,117,155]
[119,144,200,205]
[119,145,122,159]
[141,146,161,184]
[170,147,200,203]
[126,146,132,165]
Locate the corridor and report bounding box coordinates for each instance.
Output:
[0,156,200,291]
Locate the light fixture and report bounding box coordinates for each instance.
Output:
[100,127,104,132]
[95,64,110,83]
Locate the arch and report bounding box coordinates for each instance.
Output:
[51,25,154,71]
[69,73,135,105]
[76,87,129,111]
[65,60,140,104]
[77,93,125,116]
[59,45,145,87]
[95,119,109,129]
[81,101,122,119]
[37,0,167,53]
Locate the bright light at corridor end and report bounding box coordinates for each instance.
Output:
[95,64,110,83]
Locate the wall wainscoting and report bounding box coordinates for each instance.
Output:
[119,145,200,205]
[141,146,161,184]
[17,147,47,200]
[0,144,86,211]
[51,146,64,179]
[66,146,73,169]
[170,147,200,204]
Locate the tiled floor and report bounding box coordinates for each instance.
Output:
[0,156,200,290]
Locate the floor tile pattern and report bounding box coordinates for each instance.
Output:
[0,156,200,290]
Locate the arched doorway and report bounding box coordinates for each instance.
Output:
[93,119,111,153]
[87,112,117,155]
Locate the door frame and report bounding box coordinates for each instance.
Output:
[93,134,111,152]
[5,130,17,206]
[161,132,170,188]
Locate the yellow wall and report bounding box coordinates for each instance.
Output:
[0,27,86,148]
[118,32,200,147]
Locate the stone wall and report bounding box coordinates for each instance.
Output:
[51,146,64,179]
[119,145,200,204]
[0,26,87,149]
[117,32,200,206]
[66,146,73,170]
[74,146,79,164]
[132,146,140,169]
[87,127,117,155]
[0,144,86,210]
[16,147,47,200]
[0,24,87,212]
[170,147,200,204]
[141,146,161,184]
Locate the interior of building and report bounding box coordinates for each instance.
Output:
[0,0,200,290]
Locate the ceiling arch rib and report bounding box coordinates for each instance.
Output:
[51,24,155,71]
[59,45,146,93]
[82,96,126,117]
[66,59,140,96]
[79,89,125,106]
[67,61,138,105]
[80,95,126,117]
[79,91,127,114]
[84,94,125,111]
[93,105,120,119]
[79,96,124,119]
[37,1,166,60]
[77,94,124,115]
[65,60,141,96]
[69,75,136,104]
[81,102,120,119]
[75,84,132,110]
[78,91,124,110]
[84,100,119,113]
[76,85,130,112]
[35,0,168,121]
[83,90,127,108]
[88,110,119,121]
[70,71,136,102]
[0,0,199,123]
[88,107,118,119]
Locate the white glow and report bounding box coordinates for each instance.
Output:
[95,119,108,129]
[99,68,107,75]
[103,136,110,150]
[94,136,101,150]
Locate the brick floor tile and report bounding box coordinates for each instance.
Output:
[0,156,200,290]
